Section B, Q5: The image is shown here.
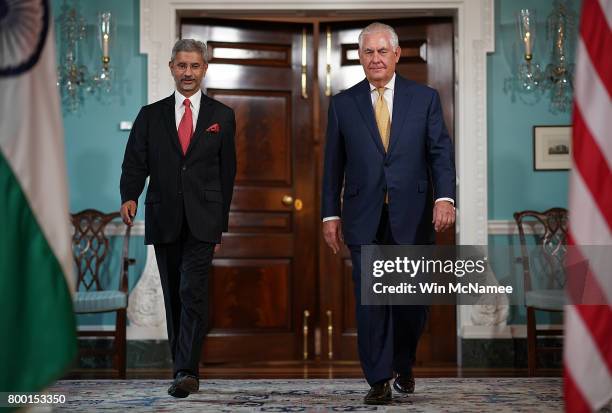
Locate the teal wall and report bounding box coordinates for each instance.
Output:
[54,0,576,327]
[52,0,147,325]
[486,0,579,324]
[52,0,147,215]
[488,0,577,220]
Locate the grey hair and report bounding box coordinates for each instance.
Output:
[358,22,399,50]
[170,39,208,63]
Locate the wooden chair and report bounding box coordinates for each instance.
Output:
[513,208,568,376]
[70,209,135,378]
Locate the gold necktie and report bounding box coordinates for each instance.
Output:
[374,87,390,152]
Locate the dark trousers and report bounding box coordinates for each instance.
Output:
[154,209,214,378]
[348,205,429,386]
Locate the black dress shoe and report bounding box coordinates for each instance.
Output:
[393,373,415,394]
[364,381,392,405]
[176,371,199,393]
[167,371,199,398]
[167,382,189,398]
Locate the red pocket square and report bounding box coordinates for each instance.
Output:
[206,123,220,133]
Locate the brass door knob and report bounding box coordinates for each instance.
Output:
[282,195,294,206]
[282,195,303,210]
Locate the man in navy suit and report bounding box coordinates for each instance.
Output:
[321,22,456,404]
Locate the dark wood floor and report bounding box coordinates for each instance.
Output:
[66,361,562,380]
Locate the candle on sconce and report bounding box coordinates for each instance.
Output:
[99,12,111,61]
[103,33,109,57]
[517,9,535,61]
[524,31,532,59]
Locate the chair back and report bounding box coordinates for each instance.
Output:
[513,208,568,292]
[70,209,132,292]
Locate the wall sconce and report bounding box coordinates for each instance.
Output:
[544,0,575,113]
[516,9,543,92]
[92,12,113,93]
[504,0,576,113]
[56,1,114,112]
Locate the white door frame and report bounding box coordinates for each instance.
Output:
[139,0,496,362]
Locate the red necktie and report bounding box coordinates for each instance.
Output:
[177,98,193,154]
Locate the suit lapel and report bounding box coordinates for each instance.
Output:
[161,94,183,156]
[388,75,414,156]
[185,93,216,157]
[352,79,385,155]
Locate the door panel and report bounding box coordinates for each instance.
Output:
[210,259,291,330]
[181,19,317,363]
[215,90,293,185]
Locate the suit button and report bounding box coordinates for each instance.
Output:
[384,161,390,167]
[178,190,183,195]
[182,165,187,171]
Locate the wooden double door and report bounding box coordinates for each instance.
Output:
[181,15,456,366]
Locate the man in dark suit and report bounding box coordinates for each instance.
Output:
[321,22,456,404]
[120,39,236,398]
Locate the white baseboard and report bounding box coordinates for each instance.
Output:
[461,324,563,339]
[78,325,167,340]
[78,324,563,341]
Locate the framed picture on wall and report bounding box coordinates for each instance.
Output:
[533,125,572,171]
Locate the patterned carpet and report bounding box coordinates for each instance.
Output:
[48,378,563,412]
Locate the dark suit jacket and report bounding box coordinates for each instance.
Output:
[120,93,236,245]
[321,74,456,245]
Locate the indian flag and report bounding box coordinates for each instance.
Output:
[0,0,77,392]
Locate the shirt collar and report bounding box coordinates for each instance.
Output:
[369,73,396,93]
[174,89,202,111]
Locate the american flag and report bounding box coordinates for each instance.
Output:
[565,0,612,411]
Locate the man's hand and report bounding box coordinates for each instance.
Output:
[214,244,221,254]
[323,219,344,255]
[120,200,137,226]
[432,200,455,232]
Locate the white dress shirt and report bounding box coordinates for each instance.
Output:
[322,75,454,223]
[174,89,202,131]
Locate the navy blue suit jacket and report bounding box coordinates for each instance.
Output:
[321,75,456,245]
